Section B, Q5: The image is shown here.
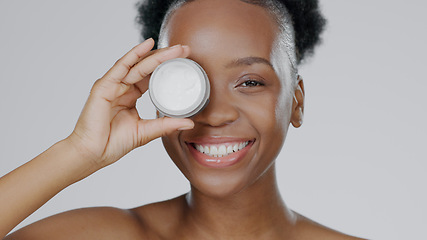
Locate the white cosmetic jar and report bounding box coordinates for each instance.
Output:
[149,58,210,118]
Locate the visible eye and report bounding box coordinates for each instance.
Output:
[234,74,267,93]
[240,80,264,87]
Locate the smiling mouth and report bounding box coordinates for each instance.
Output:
[189,140,253,158]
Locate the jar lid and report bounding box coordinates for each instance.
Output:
[149,58,210,118]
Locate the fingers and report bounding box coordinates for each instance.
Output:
[138,118,194,146]
[88,39,155,103]
[133,45,191,94]
[104,38,155,84]
[122,44,190,85]
[141,44,191,60]
[134,75,150,96]
[110,84,142,111]
[91,40,190,103]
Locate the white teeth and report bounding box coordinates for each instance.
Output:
[196,145,203,152]
[233,144,239,152]
[226,145,233,154]
[218,145,226,155]
[210,146,218,155]
[194,141,250,157]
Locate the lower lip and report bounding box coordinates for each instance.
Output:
[187,141,254,168]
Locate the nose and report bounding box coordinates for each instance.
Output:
[192,82,239,127]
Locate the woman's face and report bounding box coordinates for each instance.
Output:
[161,0,295,197]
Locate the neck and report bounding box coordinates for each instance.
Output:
[183,165,296,239]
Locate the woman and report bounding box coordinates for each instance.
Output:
[1,0,366,239]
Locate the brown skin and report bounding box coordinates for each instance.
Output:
[139,0,362,239]
[4,0,366,239]
[163,0,286,199]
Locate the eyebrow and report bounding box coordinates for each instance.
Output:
[225,56,274,69]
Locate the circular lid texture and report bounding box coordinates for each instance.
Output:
[149,58,210,118]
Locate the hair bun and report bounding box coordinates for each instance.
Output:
[282,0,326,63]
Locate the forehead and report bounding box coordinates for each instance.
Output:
[164,0,279,61]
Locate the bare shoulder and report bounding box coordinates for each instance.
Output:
[129,194,187,239]
[5,207,146,240]
[292,212,368,240]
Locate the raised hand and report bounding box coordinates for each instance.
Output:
[0,38,196,238]
[68,38,194,169]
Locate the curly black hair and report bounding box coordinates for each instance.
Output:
[136,0,326,64]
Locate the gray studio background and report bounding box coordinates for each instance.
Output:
[1,1,426,239]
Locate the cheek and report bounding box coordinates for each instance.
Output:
[240,93,286,180]
[241,91,285,137]
[246,90,291,166]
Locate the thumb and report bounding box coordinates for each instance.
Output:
[138,117,194,146]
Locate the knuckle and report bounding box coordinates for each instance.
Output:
[159,118,168,137]
[114,57,124,67]
[90,78,103,92]
[139,123,150,146]
[93,78,102,86]
[153,56,163,66]
[137,68,150,79]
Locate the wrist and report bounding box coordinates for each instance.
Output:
[57,137,102,183]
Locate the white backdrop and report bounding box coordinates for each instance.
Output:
[1,1,426,239]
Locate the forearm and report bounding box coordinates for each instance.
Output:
[0,40,193,238]
[0,139,97,237]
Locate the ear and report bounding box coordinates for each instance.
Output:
[291,75,305,128]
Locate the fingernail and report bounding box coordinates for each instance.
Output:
[143,38,154,43]
[178,125,193,131]
[182,45,190,51]
[170,44,182,50]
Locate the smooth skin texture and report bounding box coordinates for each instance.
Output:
[0,39,194,239]
[2,0,366,239]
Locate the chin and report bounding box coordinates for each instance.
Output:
[188,170,254,199]
[162,124,283,199]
